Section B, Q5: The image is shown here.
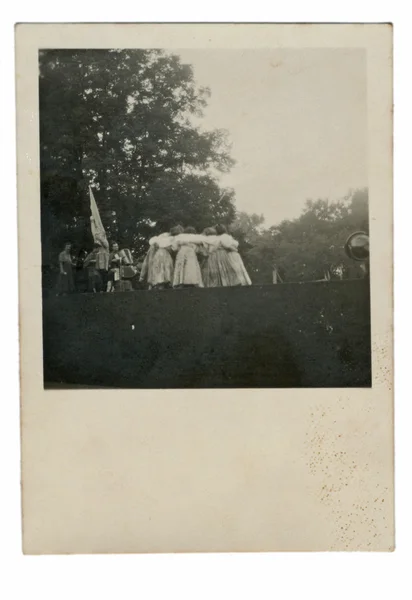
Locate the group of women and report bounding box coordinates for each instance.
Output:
[139,224,252,289]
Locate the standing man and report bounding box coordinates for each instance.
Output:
[84,241,109,292]
[108,242,123,292]
[108,242,134,292]
[95,239,110,291]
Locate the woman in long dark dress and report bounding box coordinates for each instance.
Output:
[75,249,89,293]
[56,243,75,295]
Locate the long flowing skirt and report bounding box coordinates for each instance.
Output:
[140,246,157,287]
[56,267,75,294]
[227,251,252,285]
[202,249,233,287]
[173,246,203,287]
[151,248,173,286]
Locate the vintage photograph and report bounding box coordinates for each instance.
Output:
[18,24,393,555]
[40,47,371,389]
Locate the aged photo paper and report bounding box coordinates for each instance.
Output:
[17,23,393,553]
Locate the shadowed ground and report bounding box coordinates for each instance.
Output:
[43,280,371,389]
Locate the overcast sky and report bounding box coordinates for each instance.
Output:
[177,49,367,226]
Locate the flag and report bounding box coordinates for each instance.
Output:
[89,186,108,249]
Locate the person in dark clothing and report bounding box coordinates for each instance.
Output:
[84,242,109,292]
[56,243,75,295]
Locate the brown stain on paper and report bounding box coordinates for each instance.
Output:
[305,399,393,551]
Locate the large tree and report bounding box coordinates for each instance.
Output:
[40,49,236,263]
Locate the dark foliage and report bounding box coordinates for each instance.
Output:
[230,188,369,284]
[40,49,236,263]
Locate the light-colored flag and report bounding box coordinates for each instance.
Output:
[89,186,108,249]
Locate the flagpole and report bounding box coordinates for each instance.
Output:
[89,184,110,291]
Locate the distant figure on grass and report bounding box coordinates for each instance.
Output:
[215,224,252,287]
[74,249,89,293]
[106,242,134,292]
[272,264,285,284]
[139,245,157,290]
[107,243,135,292]
[107,242,122,292]
[200,226,228,287]
[148,232,174,290]
[117,248,136,291]
[172,226,204,289]
[84,241,109,293]
[140,225,183,289]
[56,242,75,295]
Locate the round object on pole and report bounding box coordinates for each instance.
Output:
[344,231,369,261]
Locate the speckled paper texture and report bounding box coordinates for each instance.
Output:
[16,23,393,553]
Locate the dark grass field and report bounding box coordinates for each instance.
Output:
[43,280,371,389]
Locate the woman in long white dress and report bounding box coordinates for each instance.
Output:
[215,224,252,286]
[172,226,204,288]
[139,245,157,289]
[140,225,184,289]
[149,232,174,289]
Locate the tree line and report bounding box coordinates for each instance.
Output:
[40,49,368,283]
[40,49,236,264]
[230,188,369,283]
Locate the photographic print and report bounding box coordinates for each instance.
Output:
[17,24,393,554]
[40,46,371,389]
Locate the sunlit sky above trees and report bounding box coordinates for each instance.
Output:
[178,48,367,225]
